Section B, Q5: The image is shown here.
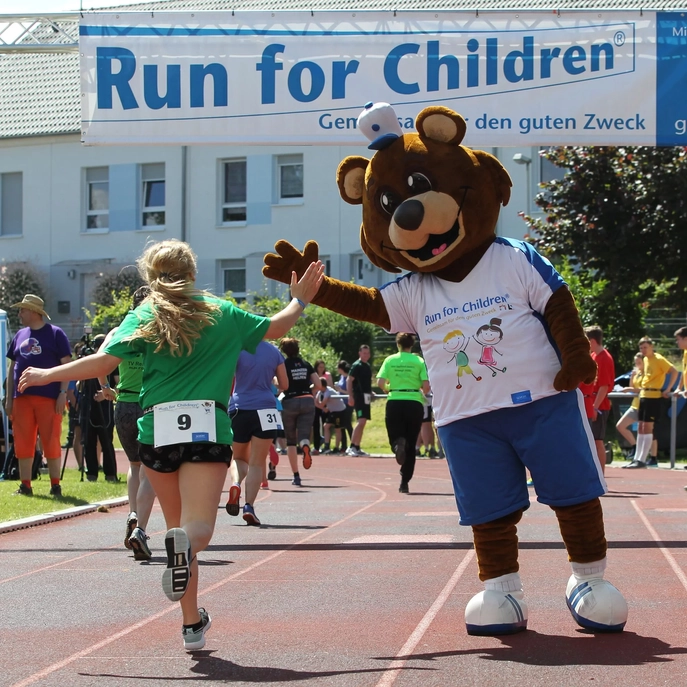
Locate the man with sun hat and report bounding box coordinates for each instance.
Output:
[5,294,72,496]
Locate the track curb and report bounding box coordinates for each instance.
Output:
[0,496,129,535]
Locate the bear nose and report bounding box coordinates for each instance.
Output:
[393,199,424,231]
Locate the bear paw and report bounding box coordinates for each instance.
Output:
[465,590,528,636]
[565,575,628,632]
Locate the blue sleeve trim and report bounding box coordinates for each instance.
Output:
[379,272,414,293]
[495,237,565,293]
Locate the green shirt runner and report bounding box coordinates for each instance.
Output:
[116,356,144,403]
[377,351,428,404]
[104,297,270,446]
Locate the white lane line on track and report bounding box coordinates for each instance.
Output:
[631,499,687,594]
[10,478,387,687]
[0,481,275,586]
[374,549,476,687]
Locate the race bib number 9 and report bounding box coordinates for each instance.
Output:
[257,408,283,431]
[153,400,217,448]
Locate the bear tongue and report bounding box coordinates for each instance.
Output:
[432,243,448,256]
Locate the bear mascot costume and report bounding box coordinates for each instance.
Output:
[263,102,628,635]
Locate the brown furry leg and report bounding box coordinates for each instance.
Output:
[551,498,607,563]
[472,508,524,581]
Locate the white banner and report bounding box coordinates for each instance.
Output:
[80,11,687,146]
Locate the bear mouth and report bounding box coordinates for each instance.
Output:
[404,219,461,262]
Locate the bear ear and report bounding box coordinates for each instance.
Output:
[337,156,369,205]
[416,106,467,145]
[472,150,513,206]
[361,227,402,274]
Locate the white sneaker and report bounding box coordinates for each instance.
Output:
[565,575,627,632]
[345,447,358,456]
[465,589,528,635]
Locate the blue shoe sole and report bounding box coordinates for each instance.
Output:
[466,621,527,636]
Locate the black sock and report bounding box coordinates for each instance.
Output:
[293,471,300,477]
[183,619,204,632]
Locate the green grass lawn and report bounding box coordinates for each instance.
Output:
[0,468,128,523]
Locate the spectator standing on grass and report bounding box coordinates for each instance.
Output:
[376,333,430,494]
[346,344,373,456]
[578,326,615,475]
[316,377,347,453]
[279,337,321,486]
[335,360,354,453]
[416,392,438,458]
[18,239,323,652]
[674,327,687,475]
[674,327,687,398]
[225,341,288,526]
[625,336,678,469]
[615,353,645,460]
[311,360,332,454]
[5,294,71,497]
[81,334,118,483]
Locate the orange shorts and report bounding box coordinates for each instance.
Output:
[11,395,62,459]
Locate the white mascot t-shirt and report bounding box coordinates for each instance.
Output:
[380,237,566,427]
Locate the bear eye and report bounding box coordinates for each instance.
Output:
[379,190,400,216]
[407,173,432,195]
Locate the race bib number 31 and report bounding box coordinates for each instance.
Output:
[153,400,217,448]
[257,408,283,431]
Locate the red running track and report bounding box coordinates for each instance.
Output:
[1,455,687,687]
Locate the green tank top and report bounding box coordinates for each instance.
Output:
[116,356,143,404]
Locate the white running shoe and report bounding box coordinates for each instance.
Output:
[465,589,528,635]
[565,575,627,632]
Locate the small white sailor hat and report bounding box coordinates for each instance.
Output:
[357,101,403,150]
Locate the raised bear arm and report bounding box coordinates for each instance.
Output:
[263,240,391,329]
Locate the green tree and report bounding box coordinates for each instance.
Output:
[556,258,649,371]
[523,146,687,369]
[90,269,145,308]
[0,262,45,330]
[230,293,379,370]
[84,288,135,334]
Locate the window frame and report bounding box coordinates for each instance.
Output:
[140,163,166,230]
[220,259,247,301]
[0,171,23,237]
[220,158,247,226]
[275,154,304,205]
[84,166,109,232]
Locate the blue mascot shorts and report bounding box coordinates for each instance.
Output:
[437,390,606,526]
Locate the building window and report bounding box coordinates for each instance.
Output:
[0,172,22,236]
[141,163,165,227]
[86,166,109,230]
[221,159,247,223]
[221,259,246,301]
[320,255,331,277]
[275,154,303,203]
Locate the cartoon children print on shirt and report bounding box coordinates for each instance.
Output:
[473,317,507,377]
[443,329,482,389]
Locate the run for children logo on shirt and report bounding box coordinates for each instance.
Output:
[424,293,511,326]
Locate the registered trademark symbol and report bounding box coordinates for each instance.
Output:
[614,31,626,46]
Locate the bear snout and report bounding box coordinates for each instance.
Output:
[393,199,425,231]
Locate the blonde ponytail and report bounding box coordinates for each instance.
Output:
[128,240,221,356]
